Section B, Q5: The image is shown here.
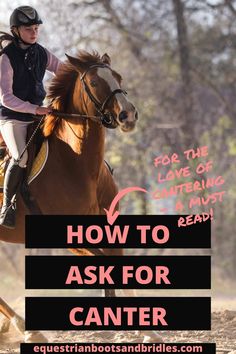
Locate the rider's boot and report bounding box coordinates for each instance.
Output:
[0,160,24,229]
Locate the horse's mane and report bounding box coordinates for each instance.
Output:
[43,50,105,137]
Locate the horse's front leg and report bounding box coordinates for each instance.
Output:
[102,247,163,342]
[103,248,122,298]
[120,290,164,343]
[104,289,116,297]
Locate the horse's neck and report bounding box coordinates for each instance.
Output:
[55,118,105,173]
[52,78,105,173]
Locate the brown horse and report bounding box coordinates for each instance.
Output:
[0,51,162,343]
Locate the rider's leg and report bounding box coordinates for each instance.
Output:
[0,119,29,229]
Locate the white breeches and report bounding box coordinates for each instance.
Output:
[0,119,33,167]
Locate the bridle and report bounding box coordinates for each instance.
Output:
[21,64,130,159]
[80,64,127,128]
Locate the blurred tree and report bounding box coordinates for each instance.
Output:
[172,0,194,149]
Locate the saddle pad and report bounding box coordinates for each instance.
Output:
[0,140,48,189]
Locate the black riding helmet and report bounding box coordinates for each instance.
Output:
[10,6,43,28]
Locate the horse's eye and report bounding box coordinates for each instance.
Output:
[90,80,97,87]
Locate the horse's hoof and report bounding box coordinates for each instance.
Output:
[11,314,25,334]
[142,333,163,343]
[143,335,152,343]
[135,330,163,343]
[24,331,48,343]
[0,317,10,333]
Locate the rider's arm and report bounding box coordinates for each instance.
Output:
[45,49,63,75]
[0,54,39,114]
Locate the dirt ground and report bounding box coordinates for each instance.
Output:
[0,298,235,354]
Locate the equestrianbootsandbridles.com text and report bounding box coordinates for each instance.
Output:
[21,343,216,354]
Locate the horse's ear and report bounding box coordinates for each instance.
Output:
[65,54,86,73]
[101,53,111,66]
[65,54,78,67]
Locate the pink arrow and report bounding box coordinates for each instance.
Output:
[104,186,148,225]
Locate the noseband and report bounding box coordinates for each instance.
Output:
[80,64,127,128]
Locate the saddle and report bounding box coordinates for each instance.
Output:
[0,121,48,214]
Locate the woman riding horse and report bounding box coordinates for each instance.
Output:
[0,5,62,229]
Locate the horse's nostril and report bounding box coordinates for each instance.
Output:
[119,111,128,122]
[135,111,138,120]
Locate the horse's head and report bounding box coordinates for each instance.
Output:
[65,52,138,132]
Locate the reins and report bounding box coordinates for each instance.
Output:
[15,109,102,165]
[50,111,102,124]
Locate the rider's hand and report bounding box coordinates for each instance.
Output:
[35,106,52,115]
